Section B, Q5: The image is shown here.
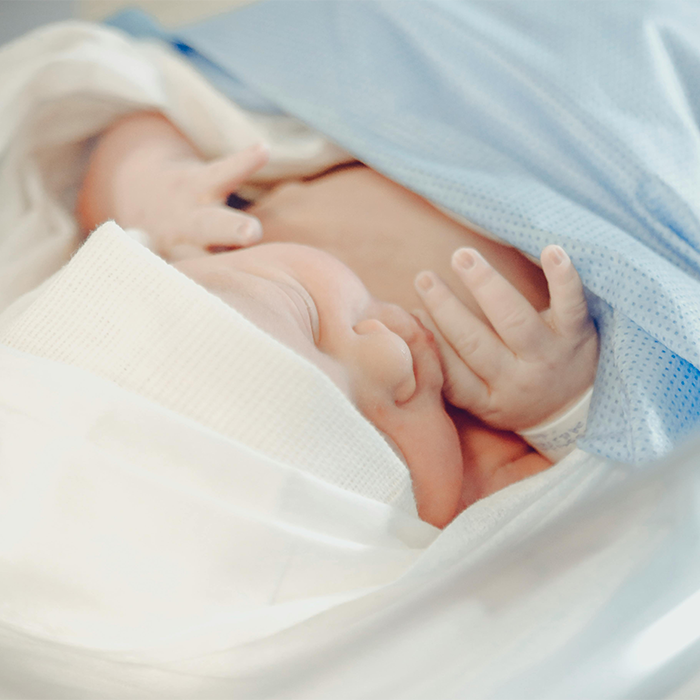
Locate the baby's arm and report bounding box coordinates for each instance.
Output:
[76,111,269,260]
[413,245,598,439]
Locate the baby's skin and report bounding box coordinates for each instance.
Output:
[77,112,269,260]
[77,111,599,527]
[414,245,598,432]
[175,243,463,527]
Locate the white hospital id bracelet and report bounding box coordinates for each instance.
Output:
[517,387,593,462]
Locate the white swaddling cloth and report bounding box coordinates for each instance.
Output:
[0,222,418,514]
[0,221,434,654]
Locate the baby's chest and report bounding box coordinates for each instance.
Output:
[248,165,548,315]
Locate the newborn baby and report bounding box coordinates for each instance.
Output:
[174,240,596,527]
[78,112,599,527]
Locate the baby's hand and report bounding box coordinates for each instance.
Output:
[115,142,269,261]
[78,112,269,260]
[413,245,598,432]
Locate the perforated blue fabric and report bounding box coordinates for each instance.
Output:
[110,1,700,463]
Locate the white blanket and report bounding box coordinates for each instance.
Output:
[1,22,699,699]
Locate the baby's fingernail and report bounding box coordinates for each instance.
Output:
[453,248,478,271]
[549,245,569,266]
[240,219,262,241]
[415,272,434,293]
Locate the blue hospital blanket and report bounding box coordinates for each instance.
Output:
[109,1,700,464]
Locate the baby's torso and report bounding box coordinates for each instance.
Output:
[249,164,549,321]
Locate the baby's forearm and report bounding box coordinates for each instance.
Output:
[76,112,201,234]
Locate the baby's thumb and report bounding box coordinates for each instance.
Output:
[203,142,270,201]
[542,245,590,338]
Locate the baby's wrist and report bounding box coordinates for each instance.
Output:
[516,387,593,462]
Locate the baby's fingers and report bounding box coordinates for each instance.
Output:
[183,206,262,251]
[412,308,490,411]
[167,243,208,261]
[414,271,508,385]
[541,245,590,338]
[451,248,548,356]
[201,142,270,202]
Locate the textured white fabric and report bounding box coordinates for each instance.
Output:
[0,221,417,511]
[0,341,430,652]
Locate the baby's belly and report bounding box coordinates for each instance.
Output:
[248,165,549,318]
